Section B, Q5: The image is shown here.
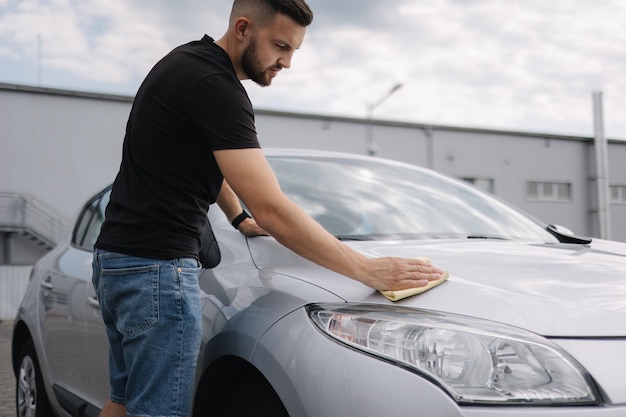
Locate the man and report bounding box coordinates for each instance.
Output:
[93,1,445,416]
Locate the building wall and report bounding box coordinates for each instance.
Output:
[2,83,626,251]
[0,266,32,319]
[0,232,49,265]
[255,114,431,167]
[606,144,626,241]
[1,86,129,218]
[434,130,592,237]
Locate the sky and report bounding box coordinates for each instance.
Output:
[1,0,625,139]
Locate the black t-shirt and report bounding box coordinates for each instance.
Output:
[95,35,260,260]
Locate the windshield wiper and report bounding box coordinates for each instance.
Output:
[545,225,592,245]
[335,236,367,241]
[467,235,509,240]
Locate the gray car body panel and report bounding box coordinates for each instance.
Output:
[248,236,626,337]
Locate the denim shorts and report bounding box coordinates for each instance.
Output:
[92,248,202,417]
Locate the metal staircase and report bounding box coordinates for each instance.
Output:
[0,193,68,251]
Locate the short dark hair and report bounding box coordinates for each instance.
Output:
[231,0,313,27]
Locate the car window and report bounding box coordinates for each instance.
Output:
[268,156,557,242]
[72,189,110,251]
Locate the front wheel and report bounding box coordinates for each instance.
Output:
[195,366,289,417]
[16,339,52,417]
[219,373,289,417]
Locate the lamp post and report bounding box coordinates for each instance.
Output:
[366,82,403,156]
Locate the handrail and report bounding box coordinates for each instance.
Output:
[0,193,68,247]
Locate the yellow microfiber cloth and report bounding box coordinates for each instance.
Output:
[379,257,449,301]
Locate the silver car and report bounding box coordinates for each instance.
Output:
[12,149,626,417]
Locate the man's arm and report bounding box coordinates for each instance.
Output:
[214,148,444,291]
[216,179,268,237]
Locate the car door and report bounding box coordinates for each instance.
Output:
[78,190,111,409]
[39,192,103,405]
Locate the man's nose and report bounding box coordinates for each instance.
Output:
[278,52,294,69]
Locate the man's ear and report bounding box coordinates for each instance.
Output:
[234,17,251,41]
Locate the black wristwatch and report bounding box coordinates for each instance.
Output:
[231,210,251,229]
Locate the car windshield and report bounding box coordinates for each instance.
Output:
[267,155,557,242]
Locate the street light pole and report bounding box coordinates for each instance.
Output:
[366,82,403,156]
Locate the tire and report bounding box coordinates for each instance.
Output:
[223,374,288,417]
[16,339,53,417]
[197,369,289,417]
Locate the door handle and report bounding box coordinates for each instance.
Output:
[87,296,100,309]
[40,281,53,291]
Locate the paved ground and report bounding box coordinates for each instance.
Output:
[0,320,16,417]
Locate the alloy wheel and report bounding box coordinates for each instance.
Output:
[17,355,37,417]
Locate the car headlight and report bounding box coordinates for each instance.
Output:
[307,303,598,405]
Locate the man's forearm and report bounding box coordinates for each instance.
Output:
[216,179,245,222]
[253,197,369,278]
[216,178,268,236]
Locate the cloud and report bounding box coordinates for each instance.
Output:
[0,0,625,138]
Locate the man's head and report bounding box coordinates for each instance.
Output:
[222,0,313,86]
[230,0,313,29]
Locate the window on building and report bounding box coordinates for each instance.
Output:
[460,177,495,194]
[610,185,626,204]
[527,181,572,202]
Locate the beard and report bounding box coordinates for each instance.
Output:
[241,36,277,87]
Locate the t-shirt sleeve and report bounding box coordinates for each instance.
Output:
[189,72,261,151]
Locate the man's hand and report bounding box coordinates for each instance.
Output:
[361,257,445,291]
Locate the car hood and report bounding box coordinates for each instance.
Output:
[249,237,626,337]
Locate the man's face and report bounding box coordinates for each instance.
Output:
[241,35,271,86]
[241,13,306,87]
